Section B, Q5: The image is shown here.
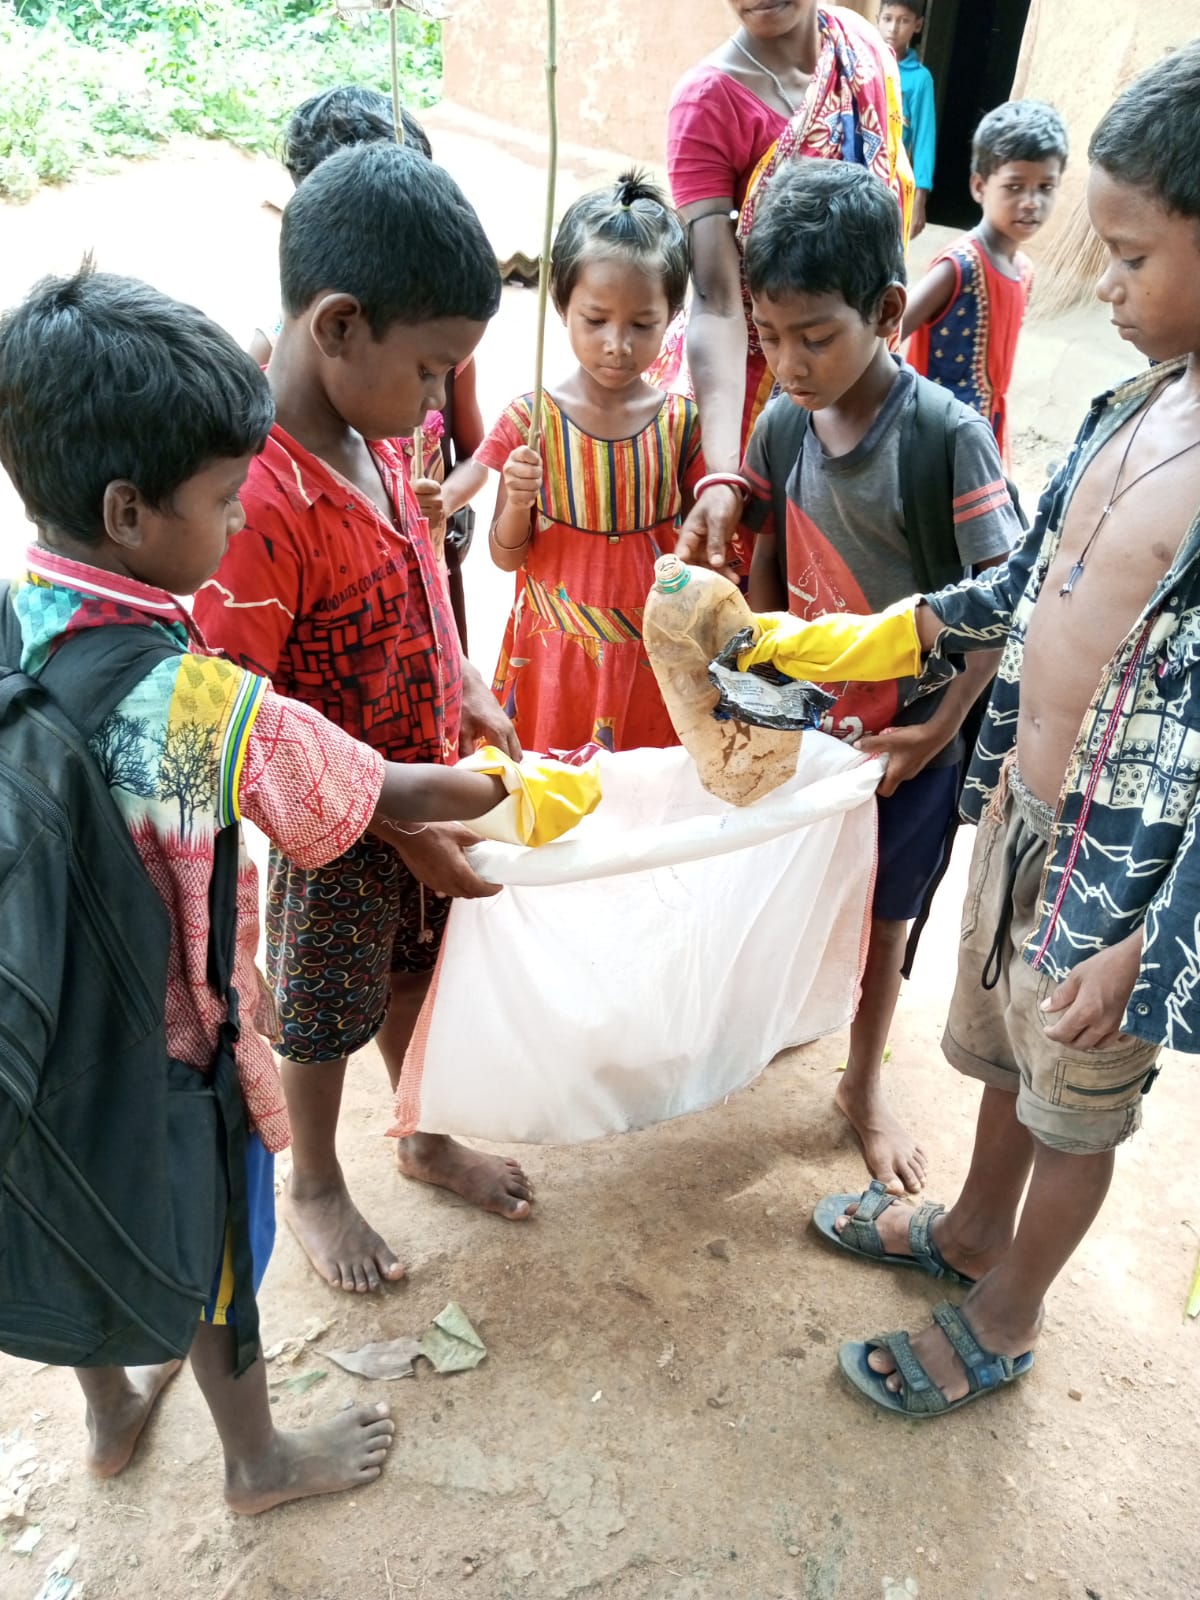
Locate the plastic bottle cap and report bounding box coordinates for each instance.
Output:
[654,555,691,594]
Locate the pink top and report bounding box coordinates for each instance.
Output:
[667,64,789,209]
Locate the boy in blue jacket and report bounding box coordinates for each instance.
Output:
[879,1,936,237]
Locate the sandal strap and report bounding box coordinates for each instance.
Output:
[865,1331,951,1415]
[837,1180,895,1258]
[930,1302,1020,1393]
[907,1202,951,1277]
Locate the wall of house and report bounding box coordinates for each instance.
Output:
[442,0,873,165]
[1013,0,1198,293]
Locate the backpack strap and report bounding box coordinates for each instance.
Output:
[899,377,964,594]
[439,366,457,479]
[901,381,1029,590]
[760,397,811,595]
[0,581,184,740]
[206,821,260,1376]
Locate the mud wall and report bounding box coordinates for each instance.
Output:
[442,0,873,165]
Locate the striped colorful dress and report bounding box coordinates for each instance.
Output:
[477,391,704,756]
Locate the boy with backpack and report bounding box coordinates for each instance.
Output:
[192,143,533,1299]
[0,266,596,1509]
[682,158,1023,1197]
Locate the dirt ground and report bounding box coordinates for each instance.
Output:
[1,114,1199,1600]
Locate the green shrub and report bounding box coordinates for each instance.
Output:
[0,1,442,200]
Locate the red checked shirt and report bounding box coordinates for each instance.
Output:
[194,426,462,765]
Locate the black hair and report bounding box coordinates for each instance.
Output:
[1089,41,1200,223]
[279,142,502,333]
[0,264,274,546]
[550,170,690,318]
[281,85,433,186]
[972,100,1069,181]
[879,0,926,17]
[744,159,906,319]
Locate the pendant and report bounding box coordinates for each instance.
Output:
[1059,504,1113,598]
[1059,561,1084,598]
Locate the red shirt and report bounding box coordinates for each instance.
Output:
[195,425,462,765]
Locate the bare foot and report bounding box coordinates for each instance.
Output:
[395,1132,533,1219]
[224,1401,396,1515]
[834,1072,928,1195]
[84,1361,182,1477]
[283,1168,406,1293]
[866,1292,1042,1405]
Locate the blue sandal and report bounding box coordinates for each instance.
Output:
[838,1301,1035,1417]
[811,1180,975,1287]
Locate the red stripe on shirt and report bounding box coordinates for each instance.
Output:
[953,477,1007,512]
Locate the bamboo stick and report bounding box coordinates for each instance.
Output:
[527,0,558,456]
[384,3,426,463]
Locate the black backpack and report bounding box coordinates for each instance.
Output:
[0,589,258,1374]
[758,377,1027,974]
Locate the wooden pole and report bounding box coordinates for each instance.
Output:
[385,2,427,467]
[388,2,406,144]
[527,0,558,456]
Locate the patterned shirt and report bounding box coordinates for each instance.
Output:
[193,425,462,765]
[15,549,385,1151]
[923,359,1200,1052]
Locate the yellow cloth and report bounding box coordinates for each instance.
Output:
[459,746,602,847]
[736,603,922,683]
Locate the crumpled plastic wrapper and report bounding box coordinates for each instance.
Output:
[708,628,836,732]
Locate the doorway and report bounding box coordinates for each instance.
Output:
[919,0,1034,227]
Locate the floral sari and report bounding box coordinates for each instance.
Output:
[650,6,914,443]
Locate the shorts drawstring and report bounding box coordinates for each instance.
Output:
[981,831,1043,992]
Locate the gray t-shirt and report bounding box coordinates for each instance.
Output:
[743,365,1020,752]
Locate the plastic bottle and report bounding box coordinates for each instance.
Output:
[643,555,803,806]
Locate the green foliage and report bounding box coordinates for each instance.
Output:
[0,1,443,200]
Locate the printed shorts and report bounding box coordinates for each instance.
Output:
[942,766,1160,1153]
[266,833,449,1065]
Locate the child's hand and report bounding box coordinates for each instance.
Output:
[390,822,502,899]
[910,190,928,240]
[413,477,447,542]
[502,446,542,512]
[1040,933,1144,1050]
[855,723,946,797]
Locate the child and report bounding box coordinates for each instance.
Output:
[0,267,591,1507]
[251,84,486,648]
[479,171,704,755]
[877,1,935,238]
[803,42,1200,1414]
[904,99,1068,464]
[193,143,534,1297]
[736,158,1022,1196]
[248,85,433,367]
